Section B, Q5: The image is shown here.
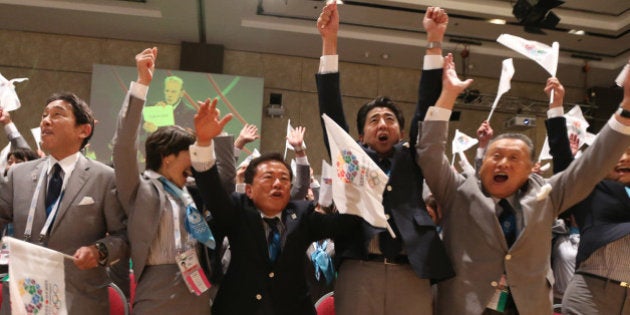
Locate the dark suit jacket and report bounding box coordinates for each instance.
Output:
[546,117,630,266]
[193,165,360,315]
[315,68,453,282]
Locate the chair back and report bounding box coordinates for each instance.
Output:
[108,282,130,315]
[314,291,335,315]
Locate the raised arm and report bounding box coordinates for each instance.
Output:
[543,77,573,174]
[410,7,448,154]
[111,47,157,210]
[1,108,31,150]
[316,2,347,156]
[416,54,473,210]
[287,126,310,200]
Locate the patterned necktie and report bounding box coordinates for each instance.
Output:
[264,217,282,263]
[498,199,516,247]
[377,157,403,258]
[45,163,63,216]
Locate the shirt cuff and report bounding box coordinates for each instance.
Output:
[295,155,309,165]
[190,141,216,172]
[130,81,149,100]
[4,122,20,140]
[547,107,564,118]
[319,55,339,74]
[476,147,485,159]
[233,147,241,158]
[423,55,444,70]
[608,115,630,135]
[425,106,451,121]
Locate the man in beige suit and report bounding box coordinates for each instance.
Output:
[416,54,630,315]
[0,92,128,314]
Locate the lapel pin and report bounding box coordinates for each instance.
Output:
[291,213,297,220]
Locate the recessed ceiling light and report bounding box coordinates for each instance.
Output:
[568,29,585,35]
[488,19,506,25]
[381,53,389,60]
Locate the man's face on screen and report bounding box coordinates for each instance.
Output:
[164,80,184,106]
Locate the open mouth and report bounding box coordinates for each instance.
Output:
[493,173,509,183]
[616,166,630,174]
[377,133,389,142]
[270,191,283,198]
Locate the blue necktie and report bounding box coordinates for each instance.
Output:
[498,199,516,247]
[45,164,62,216]
[264,217,281,263]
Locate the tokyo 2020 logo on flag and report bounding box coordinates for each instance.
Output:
[5,237,67,315]
[18,278,63,315]
[336,149,359,183]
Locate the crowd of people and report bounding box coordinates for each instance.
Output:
[0,4,628,315]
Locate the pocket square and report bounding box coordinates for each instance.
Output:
[78,196,95,206]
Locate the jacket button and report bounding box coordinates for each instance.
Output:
[505,254,512,260]
[269,272,275,278]
[255,294,262,300]
[386,185,392,192]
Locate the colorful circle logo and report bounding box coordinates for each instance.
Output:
[336,149,359,183]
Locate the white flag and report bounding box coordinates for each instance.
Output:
[488,58,515,121]
[318,160,333,207]
[565,105,590,148]
[497,34,559,76]
[238,148,260,169]
[452,129,478,154]
[0,73,28,112]
[616,64,629,87]
[539,136,552,161]
[322,114,393,235]
[31,127,42,152]
[284,119,307,159]
[5,237,67,315]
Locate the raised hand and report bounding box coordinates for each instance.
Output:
[287,126,306,149]
[135,47,157,86]
[436,53,474,110]
[317,2,339,55]
[423,7,448,42]
[235,123,260,149]
[477,120,494,149]
[0,108,11,125]
[569,133,580,157]
[544,77,565,108]
[194,98,233,146]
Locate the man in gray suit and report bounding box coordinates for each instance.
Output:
[0,92,128,314]
[416,54,630,315]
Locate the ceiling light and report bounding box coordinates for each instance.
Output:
[568,29,585,35]
[381,53,389,60]
[488,19,506,25]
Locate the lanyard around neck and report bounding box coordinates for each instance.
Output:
[24,166,65,242]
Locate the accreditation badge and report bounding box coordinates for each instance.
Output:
[176,248,211,296]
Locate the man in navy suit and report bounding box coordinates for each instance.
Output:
[544,73,630,315]
[190,99,360,315]
[315,4,453,314]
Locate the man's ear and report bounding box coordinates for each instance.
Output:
[358,134,364,143]
[245,184,253,198]
[77,123,92,141]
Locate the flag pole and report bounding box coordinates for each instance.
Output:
[385,222,396,239]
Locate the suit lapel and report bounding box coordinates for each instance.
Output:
[31,160,49,233]
[51,155,89,231]
[283,205,300,238]
[243,201,270,262]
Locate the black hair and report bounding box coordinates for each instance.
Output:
[145,125,195,171]
[243,152,293,184]
[45,92,95,149]
[356,96,405,135]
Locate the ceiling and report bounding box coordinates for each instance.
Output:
[0,0,628,89]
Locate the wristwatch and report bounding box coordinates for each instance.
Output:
[617,107,630,118]
[95,242,108,266]
[427,41,442,49]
